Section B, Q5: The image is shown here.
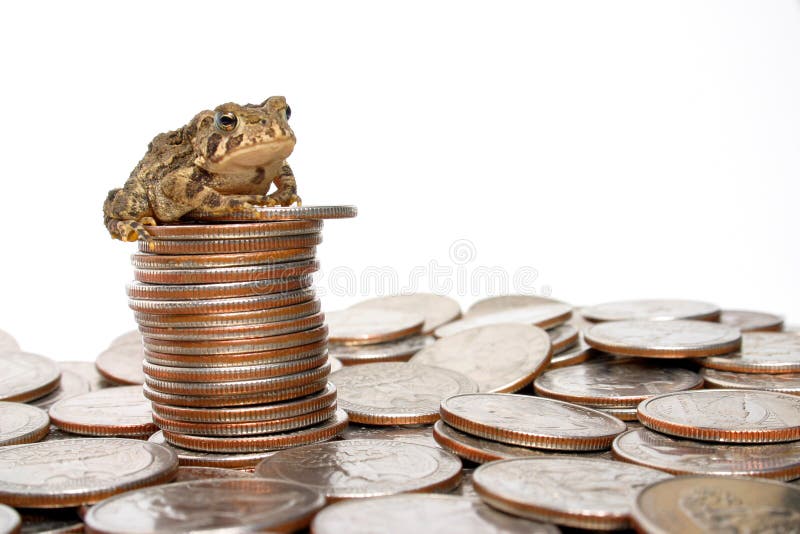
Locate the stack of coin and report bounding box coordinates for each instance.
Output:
[126,207,356,457]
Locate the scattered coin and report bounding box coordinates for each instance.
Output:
[330,335,434,365]
[84,479,326,533]
[433,303,572,338]
[0,352,61,403]
[473,457,670,530]
[311,494,559,534]
[256,438,462,499]
[0,329,20,352]
[49,385,156,437]
[134,258,320,285]
[348,294,462,335]
[467,295,568,315]
[131,247,317,270]
[95,343,145,385]
[697,332,800,373]
[138,232,323,255]
[341,424,439,449]
[173,466,254,481]
[719,309,784,332]
[637,389,800,443]
[142,378,329,408]
[0,504,20,534]
[411,324,552,393]
[630,476,800,534]
[326,309,425,345]
[547,340,592,369]
[330,362,478,424]
[584,319,741,358]
[440,393,626,451]
[547,323,579,353]
[138,311,325,342]
[58,361,114,390]
[612,427,800,480]
[110,330,142,347]
[580,299,721,322]
[144,219,323,240]
[144,339,328,368]
[30,369,91,411]
[0,402,49,446]
[0,438,178,507]
[188,204,358,221]
[432,420,546,464]
[533,359,702,407]
[134,298,322,328]
[148,431,275,469]
[128,287,317,315]
[701,367,800,394]
[126,275,314,300]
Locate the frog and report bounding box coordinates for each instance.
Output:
[103,96,301,241]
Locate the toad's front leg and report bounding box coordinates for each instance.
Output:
[265,162,302,206]
[156,171,266,220]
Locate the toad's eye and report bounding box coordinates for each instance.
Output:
[285,106,292,120]
[214,111,238,132]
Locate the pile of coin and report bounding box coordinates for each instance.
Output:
[127,207,356,460]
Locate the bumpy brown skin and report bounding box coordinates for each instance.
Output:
[103,96,300,241]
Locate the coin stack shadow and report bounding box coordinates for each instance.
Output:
[126,220,348,455]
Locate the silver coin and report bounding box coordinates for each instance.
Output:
[330,362,478,424]
[0,352,61,403]
[473,457,670,530]
[720,309,784,332]
[341,424,439,449]
[434,303,572,338]
[547,340,592,369]
[326,308,425,345]
[142,351,329,382]
[613,427,800,480]
[548,324,579,353]
[580,299,721,322]
[173,466,254,482]
[467,295,568,315]
[144,219,324,240]
[29,369,91,411]
[110,330,142,347]
[630,476,800,534]
[701,367,800,394]
[133,258,320,285]
[348,293,462,335]
[410,324,552,393]
[188,204,358,221]
[84,479,326,534]
[329,335,434,364]
[311,494,559,534]
[0,438,178,508]
[137,312,324,342]
[134,299,322,329]
[255,439,462,499]
[58,361,114,391]
[0,504,20,534]
[95,343,145,385]
[697,332,800,373]
[432,420,547,464]
[0,402,49,447]
[598,406,639,421]
[584,320,741,358]
[0,329,20,352]
[148,431,275,469]
[48,385,156,437]
[142,325,328,356]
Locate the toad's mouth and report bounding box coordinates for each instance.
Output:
[213,140,295,168]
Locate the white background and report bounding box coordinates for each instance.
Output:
[0,1,797,361]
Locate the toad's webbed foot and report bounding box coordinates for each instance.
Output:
[266,192,302,207]
[113,220,150,242]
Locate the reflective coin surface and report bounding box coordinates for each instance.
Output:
[330,362,477,424]
[612,427,800,480]
[433,303,572,338]
[326,309,425,345]
[547,324,579,353]
[580,299,720,322]
[0,438,178,507]
[173,466,254,482]
[256,439,462,499]
[698,332,800,373]
[148,431,275,469]
[0,329,20,352]
[95,343,145,385]
[701,367,800,394]
[584,320,741,358]
[533,359,702,407]
[719,309,784,332]
[84,479,325,534]
[440,393,626,450]
[0,402,49,447]
[330,335,435,365]
[0,504,20,534]
[432,420,547,464]
[0,352,61,402]
[341,424,439,449]
[547,340,592,370]
[30,369,92,411]
[311,494,560,534]
[410,324,552,393]
[49,385,156,437]
[637,389,800,443]
[631,476,800,534]
[467,295,568,316]
[349,293,462,335]
[473,457,670,530]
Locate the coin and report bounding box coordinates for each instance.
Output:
[150,383,337,423]
[473,457,670,530]
[547,324,579,353]
[719,309,784,332]
[0,329,19,352]
[143,339,327,368]
[0,438,178,507]
[330,362,478,425]
[348,294,462,335]
[128,287,316,314]
[188,204,358,221]
[311,494,559,534]
[630,476,800,534]
[143,352,329,382]
[133,258,320,285]
[95,343,144,385]
[134,298,321,328]
[701,367,800,394]
[612,427,800,480]
[330,335,434,365]
[110,330,142,346]
[0,504,20,534]
[410,324,552,393]
[256,438,462,500]
[547,340,592,369]
[580,299,721,322]
[145,219,323,240]
[173,466,254,481]
[467,295,568,315]
[440,393,626,450]
[326,309,425,345]
[598,406,639,421]
[432,420,546,464]
[138,312,325,342]
[434,303,572,338]
[49,385,156,437]
[138,232,323,255]
[0,352,61,402]
[29,369,92,411]
[131,247,317,270]
[341,424,439,449]
[584,319,742,358]
[162,408,348,453]
[84,478,325,534]
[126,275,313,300]
[697,332,800,373]
[0,402,49,446]
[142,379,328,408]
[533,359,703,407]
[58,361,113,391]
[148,431,275,469]
[637,389,800,443]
